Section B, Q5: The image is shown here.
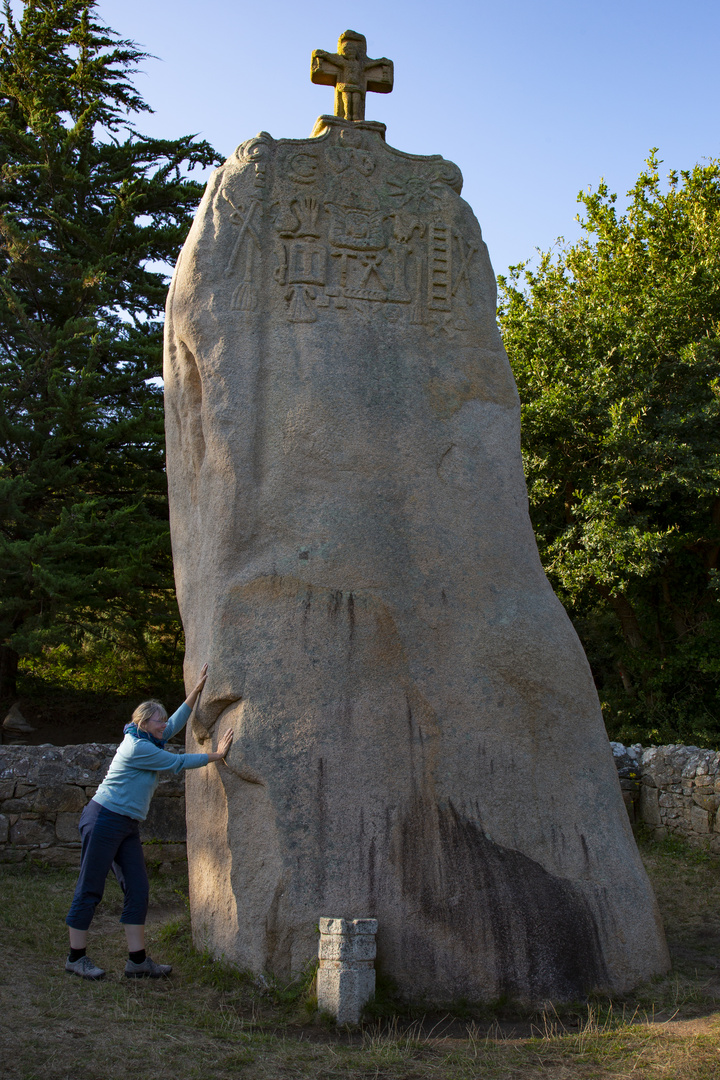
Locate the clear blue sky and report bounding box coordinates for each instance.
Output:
[95,0,719,278]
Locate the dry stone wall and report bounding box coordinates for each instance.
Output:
[612,742,720,852]
[2,741,718,867]
[0,743,187,869]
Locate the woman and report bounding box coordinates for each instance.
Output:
[64,663,232,980]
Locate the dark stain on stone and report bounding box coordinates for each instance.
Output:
[264,874,289,974]
[358,808,365,876]
[396,797,608,999]
[316,757,327,897]
[580,832,590,870]
[347,592,355,651]
[301,587,312,649]
[441,589,448,604]
[368,835,377,912]
[406,695,414,739]
[405,694,417,789]
[328,590,343,621]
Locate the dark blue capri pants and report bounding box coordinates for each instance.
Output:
[66,799,149,930]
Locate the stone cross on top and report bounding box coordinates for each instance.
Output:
[311,30,393,123]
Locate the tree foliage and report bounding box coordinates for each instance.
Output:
[498,153,720,747]
[0,0,221,699]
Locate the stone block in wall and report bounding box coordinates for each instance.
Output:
[1,797,34,813]
[34,785,87,813]
[15,784,37,797]
[621,791,636,822]
[692,792,720,812]
[0,780,14,800]
[10,816,55,846]
[55,812,82,842]
[0,813,8,843]
[0,846,28,863]
[37,846,82,868]
[639,786,661,826]
[141,841,186,864]
[141,797,186,843]
[690,806,710,833]
[156,775,186,798]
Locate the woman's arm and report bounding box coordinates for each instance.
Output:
[163,663,210,741]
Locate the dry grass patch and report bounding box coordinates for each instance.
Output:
[1,832,719,1079]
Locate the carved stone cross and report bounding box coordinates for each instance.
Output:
[311,30,393,122]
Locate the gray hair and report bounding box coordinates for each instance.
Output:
[132,700,168,731]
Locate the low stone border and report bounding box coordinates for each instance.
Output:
[0,743,187,868]
[2,741,719,867]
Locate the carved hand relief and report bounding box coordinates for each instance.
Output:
[220,125,476,327]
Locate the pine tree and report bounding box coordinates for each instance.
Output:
[0,0,221,700]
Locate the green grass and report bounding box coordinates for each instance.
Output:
[1,834,719,1079]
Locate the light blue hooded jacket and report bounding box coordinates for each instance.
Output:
[93,703,208,821]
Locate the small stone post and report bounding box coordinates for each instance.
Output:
[317,917,377,1025]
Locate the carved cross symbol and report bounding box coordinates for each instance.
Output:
[452,230,478,303]
[311,30,393,122]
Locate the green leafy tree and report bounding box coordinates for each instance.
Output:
[498,153,720,746]
[0,0,221,700]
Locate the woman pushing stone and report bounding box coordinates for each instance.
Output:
[64,664,232,979]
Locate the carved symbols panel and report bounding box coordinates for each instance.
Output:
[223,128,478,336]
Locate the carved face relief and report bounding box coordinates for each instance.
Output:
[288,153,319,184]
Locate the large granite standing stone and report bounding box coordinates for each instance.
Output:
[164,114,669,1001]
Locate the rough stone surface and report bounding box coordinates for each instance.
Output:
[10,816,55,847]
[165,115,669,1002]
[55,812,83,842]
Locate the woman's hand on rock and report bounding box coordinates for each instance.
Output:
[185,663,209,710]
[217,728,233,758]
[207,728,234,763]
[192,663,209,696]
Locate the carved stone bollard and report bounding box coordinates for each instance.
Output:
[317,917,377,1025]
